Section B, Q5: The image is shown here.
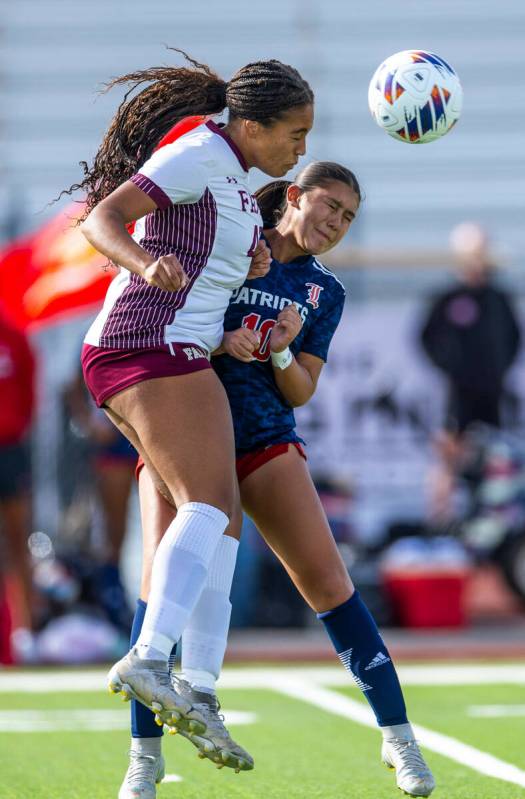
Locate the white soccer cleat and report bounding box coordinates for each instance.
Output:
[118,752,165,799]
[382,737,435,797]
[175,679,254,773]
[108,648,206,735]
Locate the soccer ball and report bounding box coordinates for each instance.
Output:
[368,50,463,143]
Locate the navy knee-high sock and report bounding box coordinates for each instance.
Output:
[318,591,408,727]
[130,599,163,738]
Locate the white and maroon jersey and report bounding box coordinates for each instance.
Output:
[84,121,262,353]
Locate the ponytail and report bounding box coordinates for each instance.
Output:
[254,180,291,227]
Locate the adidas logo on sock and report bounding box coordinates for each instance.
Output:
[364,652,391,671]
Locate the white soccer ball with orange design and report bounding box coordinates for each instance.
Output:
[368,50,463,143]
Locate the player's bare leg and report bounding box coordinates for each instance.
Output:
[105,370,237,513]
[130,467,253,772]
[240,445,353,613]
[240,445,435,796]
[105,370,236,734]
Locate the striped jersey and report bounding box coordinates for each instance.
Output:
[85,121,262,353]
[213,250,346,452]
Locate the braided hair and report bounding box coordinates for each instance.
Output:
[255,161,362,228]
[226,59,313,122]
[64,48,313,218]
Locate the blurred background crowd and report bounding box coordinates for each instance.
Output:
[1,0,525,664]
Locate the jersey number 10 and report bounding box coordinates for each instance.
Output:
[242,313,276,362]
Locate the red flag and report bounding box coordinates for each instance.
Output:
[0,203,113,330]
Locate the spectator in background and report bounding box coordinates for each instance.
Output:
[0,310,36,661]
[420,222,521,519]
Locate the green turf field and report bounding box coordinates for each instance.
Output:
[1,664,525,799]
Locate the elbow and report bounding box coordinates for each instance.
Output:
[290,398,307,408]
[289,390,314,408]
[81,204,119,246]
[80,213,96,246]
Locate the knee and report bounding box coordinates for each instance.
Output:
[169,480,236,521]
[175,498,235,529]
[187,492,237,523]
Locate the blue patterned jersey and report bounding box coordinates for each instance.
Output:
[213,252,346,452]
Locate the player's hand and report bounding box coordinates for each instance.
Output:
[247,240,271,280]
[270,304,303,352]
[222,328,261,362]
[142,255,188,292]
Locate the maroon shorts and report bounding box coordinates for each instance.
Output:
[235,442,306,483]
[81,342,211,408]
[135,441,306,484]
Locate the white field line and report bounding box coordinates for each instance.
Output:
[163,775,183,783]
[218,664,525,688]
[0,709,256,733]
[468,705,525,717]
[272,677,525,790]
[2,664,525,693]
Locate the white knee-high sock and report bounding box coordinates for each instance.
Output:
[136,502,228,661]
[181,534,239,691]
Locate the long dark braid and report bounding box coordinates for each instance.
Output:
[255,161,362,228]
[63,49,313,219]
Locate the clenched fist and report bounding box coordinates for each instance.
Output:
[270,304,303,353]
[222,328,261,363]
[142,255,188,292]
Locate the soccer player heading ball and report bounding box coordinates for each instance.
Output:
[73,42,313,754]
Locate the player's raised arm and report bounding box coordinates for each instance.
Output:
[268,304,322,406]
[81,181,188,292]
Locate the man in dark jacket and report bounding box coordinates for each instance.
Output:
[420,223,522,522]
[421,222,521,433]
